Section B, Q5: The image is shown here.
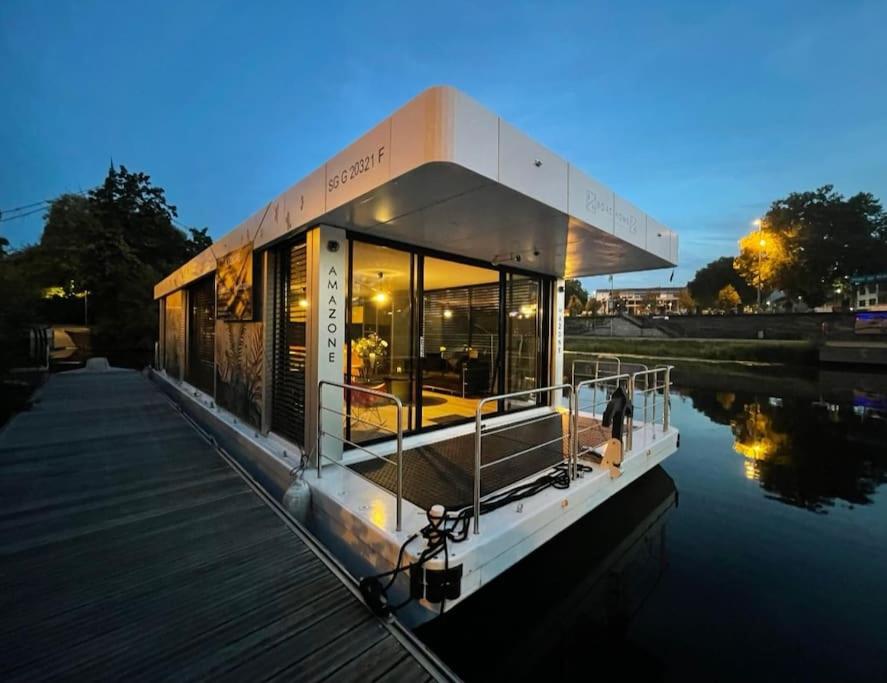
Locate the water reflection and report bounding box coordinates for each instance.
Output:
[419,370,887,681]
[680,386,887,513]
[418,467,677,681]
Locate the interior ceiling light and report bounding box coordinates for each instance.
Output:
[443,309,453,319]
[372,271,388,304]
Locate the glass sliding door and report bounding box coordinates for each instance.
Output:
[348,241,414,442]
[505,273,544,408]
[420,256,499,428]
[345,235,551,443]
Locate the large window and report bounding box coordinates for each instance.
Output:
[345,237,549,443]
[348,242,414,442]
[421,257,499,428]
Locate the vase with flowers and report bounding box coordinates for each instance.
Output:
[353,332,388,381]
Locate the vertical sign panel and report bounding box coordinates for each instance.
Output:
[307,225,347,463]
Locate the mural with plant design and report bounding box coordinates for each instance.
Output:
[215,321,263,428]
[163,290,184,379]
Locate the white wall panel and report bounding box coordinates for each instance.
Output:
[451,88,499,180]
[390,88,446,178]
[498,120,568,213]
[614,195,646,250]
[255,167,325,249]
[645,217,670,261]
[568,166,614,234]
[324,121,391,212]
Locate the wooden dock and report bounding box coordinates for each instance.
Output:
[0,367,451,681]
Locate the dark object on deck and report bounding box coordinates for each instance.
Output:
[601,386,632,441]
[0,368,447,682]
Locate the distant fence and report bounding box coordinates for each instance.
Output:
[566,312,858,341]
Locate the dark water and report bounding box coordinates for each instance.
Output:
[418,368,887,682]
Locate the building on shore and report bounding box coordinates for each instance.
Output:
[851,273,887,311]
[592,286,689,315]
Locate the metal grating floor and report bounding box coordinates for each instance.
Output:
[349,412,613,511]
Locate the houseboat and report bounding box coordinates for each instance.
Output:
[152,86,680,626]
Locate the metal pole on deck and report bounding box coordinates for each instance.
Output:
[316,382,324,478]
[396,399,403,532]
[473,406,482,535]
[663,367,671,431]
[626,376,634,452]
[570,387,578,479]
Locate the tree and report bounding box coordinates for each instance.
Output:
[584,297,602,317]
[566,294,584,317]
[716,284,741,311]
[688,257,755,308]
[186,227,213,257]
[33,165,210,357]
[640,292,659,315]
[734,226,791,299]
[755,185,887,306]
[564,279,588,306]
[0,243,45,372]
[677,288,696,314]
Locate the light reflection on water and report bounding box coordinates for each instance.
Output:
[418,369,887,682]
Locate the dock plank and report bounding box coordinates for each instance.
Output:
[0,369,448,682]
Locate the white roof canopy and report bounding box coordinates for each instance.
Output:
[155,86,677,299]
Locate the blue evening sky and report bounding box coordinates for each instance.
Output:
[2,1,885,290]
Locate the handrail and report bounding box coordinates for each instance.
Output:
[570,354,622,388]
[317,380,404,532]
[473,383,576,534]
[629,366,673,441]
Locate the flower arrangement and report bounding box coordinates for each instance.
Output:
[353,332,388,379]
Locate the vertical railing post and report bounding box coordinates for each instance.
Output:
[651,371,657,430]
[626,376,634,453]
[316,381,324,479]
[570,387,579,479]
[396,397,403,532]
[473,403,483,535]
[643,372,649,426]
[663,367,671,432]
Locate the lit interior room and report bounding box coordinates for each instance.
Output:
[347,241,544,443]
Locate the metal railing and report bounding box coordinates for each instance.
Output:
[472,384,576,534]
[629,366,673,443]
[574,373,634,453]
[316,380,405,531]
[312,368,674,537]
[570,353,622,388]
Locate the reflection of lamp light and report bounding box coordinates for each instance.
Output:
[443,309,453,319]
[519,304,536,317]
[298,298,308,308]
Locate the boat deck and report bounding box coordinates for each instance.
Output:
[350,412,615,510]
[0,368,448,681]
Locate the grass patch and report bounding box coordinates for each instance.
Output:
[564,336,818,365]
